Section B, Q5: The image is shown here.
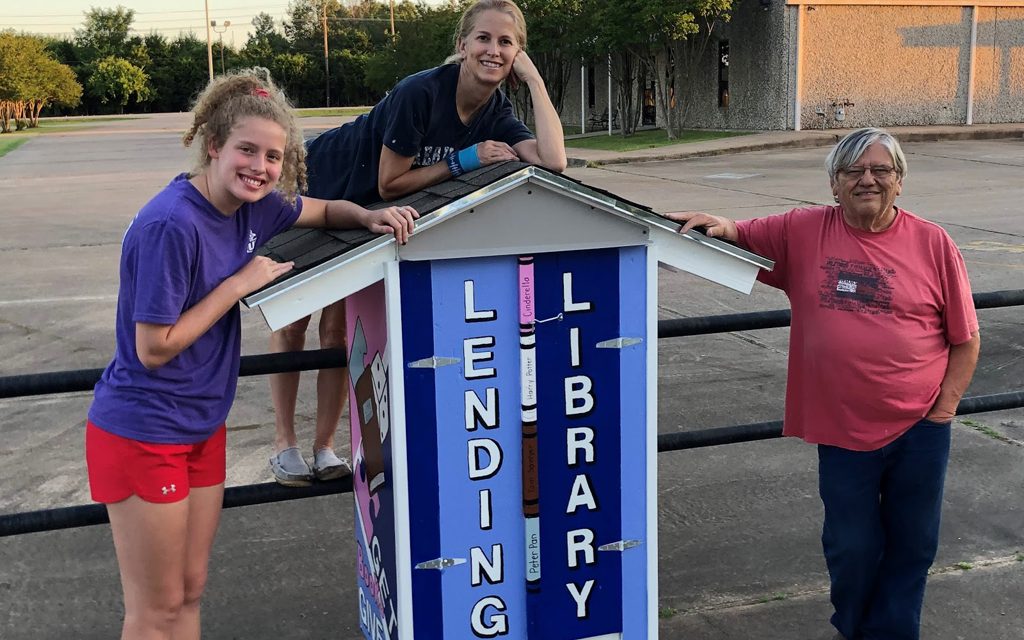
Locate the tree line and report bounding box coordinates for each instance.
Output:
[1,0,734,137]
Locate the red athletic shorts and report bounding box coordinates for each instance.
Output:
[85,420,226,504]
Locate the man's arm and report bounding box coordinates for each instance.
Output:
[926,330,981,422]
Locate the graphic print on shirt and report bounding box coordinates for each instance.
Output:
[413,145,456,168]
[246,229,257,253]
[818,257,895,315]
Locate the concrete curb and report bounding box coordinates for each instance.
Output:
[566,125,1024,168]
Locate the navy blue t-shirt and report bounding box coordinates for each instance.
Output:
[305,64,534,205]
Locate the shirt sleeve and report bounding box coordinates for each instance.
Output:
[939,235,979,345]
[260,190,303,239]
[381,80,432,158]
[131,219,195,326]
[487,92,535,147]
[736,212,792,291]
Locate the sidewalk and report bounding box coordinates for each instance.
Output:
[565,122,1024,167]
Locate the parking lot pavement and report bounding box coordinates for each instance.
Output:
[0,121,1021,638]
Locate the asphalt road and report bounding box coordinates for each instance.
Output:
[0,118,1021,639]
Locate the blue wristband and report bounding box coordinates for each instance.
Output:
[446,151,464,178]
[457,144,482,172]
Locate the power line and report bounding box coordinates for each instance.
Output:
[5,5,293,18]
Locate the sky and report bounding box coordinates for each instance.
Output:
[8,1,446,48]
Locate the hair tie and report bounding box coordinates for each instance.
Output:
[252,88,270,99]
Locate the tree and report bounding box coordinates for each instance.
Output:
[667,0,733,132]
[0,32,82,132]
[363,3,459,98]
[240,12,290,68]
[86,56,152,112]
[580,0,732,137]
[269,52,323,107]
[75,6,136,60]
[26,58,82,126]
[143,33,208,112]
[515,0,583,123]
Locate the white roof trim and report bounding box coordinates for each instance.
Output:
[245,166,773,328]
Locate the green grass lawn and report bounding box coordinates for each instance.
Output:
[296,107,372,118]
[38,116,143,124]
[565,128,751,152]
[0,136,29,158]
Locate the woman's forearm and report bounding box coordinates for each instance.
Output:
[525,77,567,173]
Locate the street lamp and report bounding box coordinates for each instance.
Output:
[211,20,231,75]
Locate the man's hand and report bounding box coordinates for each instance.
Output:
[662,211,739,242]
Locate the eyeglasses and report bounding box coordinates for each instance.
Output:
[837,166,899,180]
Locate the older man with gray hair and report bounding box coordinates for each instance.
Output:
[667,127,980,640]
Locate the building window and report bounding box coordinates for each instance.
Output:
[718,40,729,108]
[587,66,596,108]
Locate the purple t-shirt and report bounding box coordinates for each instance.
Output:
[89,174,302,444]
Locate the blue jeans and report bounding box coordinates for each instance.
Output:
[818,418,952,640]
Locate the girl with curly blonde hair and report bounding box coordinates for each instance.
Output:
[85,69,416,639]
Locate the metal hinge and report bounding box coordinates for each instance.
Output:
[598,539,643,552]
[407,356,461,369]
[414,557,467,570]
[596,337,644,349]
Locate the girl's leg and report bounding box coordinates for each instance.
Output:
[172,483,225,640]
[107,496,190,640]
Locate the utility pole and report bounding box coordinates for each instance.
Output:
[204,0,214,81]
[323,1,330,107]
[389,0,396,39]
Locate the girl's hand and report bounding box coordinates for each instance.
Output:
[361,205,419,244]
[512,50,542,86]
[232,256,294,296]
[476,140,519,166]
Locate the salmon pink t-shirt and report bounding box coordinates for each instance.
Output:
[736,205,978,451]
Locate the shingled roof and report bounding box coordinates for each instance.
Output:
[245,161,772,330]
[261,161,618,278]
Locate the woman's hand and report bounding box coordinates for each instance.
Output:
[358,205,419,244]
[512,50,542,86]
[475,140,519,166]
[662,211,739,242]
[508,50,567,173]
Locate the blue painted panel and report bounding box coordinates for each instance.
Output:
[400,260,443,639]
[427,256,527,639]
[401,248,649,640]
[532,248,625,639]
[617,246,649,637]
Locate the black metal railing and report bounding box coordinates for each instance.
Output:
[1,288,1021,538]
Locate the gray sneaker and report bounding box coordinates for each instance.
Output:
[270,447,313,487]
[313,447,352,481]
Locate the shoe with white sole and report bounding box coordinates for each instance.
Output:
[313,447,352,481]
[270,446,313,487]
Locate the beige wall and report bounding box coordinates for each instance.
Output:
[798,4,1024,128]
[973,7,1024,123]
[558,3,1023,132]
[799,5,971,128]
